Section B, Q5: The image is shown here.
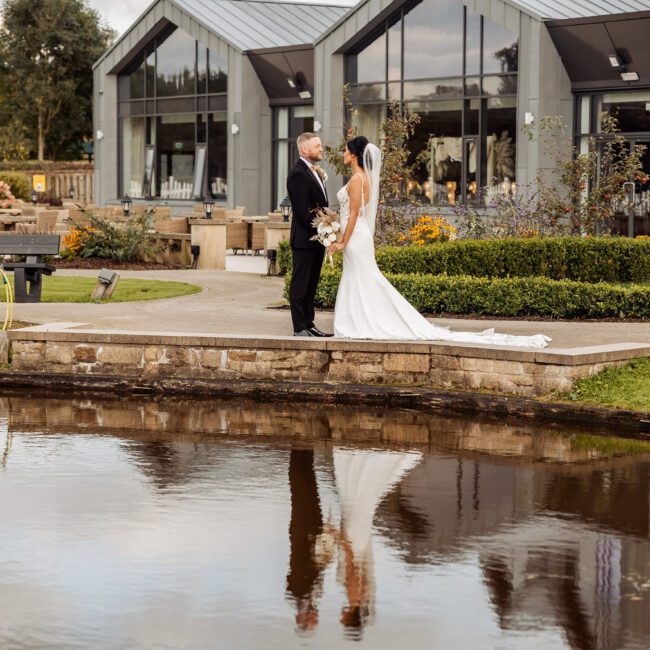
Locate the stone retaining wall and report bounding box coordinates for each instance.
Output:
[8,328,650,397]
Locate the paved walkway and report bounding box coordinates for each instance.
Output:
[10,265,650,349]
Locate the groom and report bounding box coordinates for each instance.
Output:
[287,132,332,337]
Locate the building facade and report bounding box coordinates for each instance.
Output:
[94,0,650,227]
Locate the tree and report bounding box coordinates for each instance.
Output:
[0,0,115,160]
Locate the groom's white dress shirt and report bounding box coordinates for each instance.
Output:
[300,156,327,199]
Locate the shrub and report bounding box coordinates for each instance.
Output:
[0,180,15,208]
[277,239,293,276]
[284,270,650,320]
[65,211,157,262]
[0,172,30,201]
[278,237,650,283]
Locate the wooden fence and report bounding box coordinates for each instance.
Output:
[33,171,94,204]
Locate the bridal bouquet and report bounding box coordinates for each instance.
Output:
[310,206,342,267]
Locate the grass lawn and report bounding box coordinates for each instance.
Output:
[3,275,202,303]
[561,358,650,413]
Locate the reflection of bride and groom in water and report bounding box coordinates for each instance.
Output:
[286,447,421,637]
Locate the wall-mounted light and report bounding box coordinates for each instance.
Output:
[96,130,104,140]
[231,123,240,135]
[608,54,622,68]
[314,120,322,132]
[287,77,296,88]
[299,90,311,99]
[524,112,535,126]
[621,71,639,82]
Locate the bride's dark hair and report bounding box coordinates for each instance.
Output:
[346,136,369,168]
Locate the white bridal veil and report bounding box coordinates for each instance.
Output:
[362,143,381,236]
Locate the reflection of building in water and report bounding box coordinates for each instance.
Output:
[377,455,650,649]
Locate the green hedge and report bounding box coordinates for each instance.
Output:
[277,237,650,283]
[0,172,30,201]
[283,270,650,319]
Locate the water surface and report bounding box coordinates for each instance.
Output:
[1,395,649,649]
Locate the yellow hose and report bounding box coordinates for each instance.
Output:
[1,268,14,331]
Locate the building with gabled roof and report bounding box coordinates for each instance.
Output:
[94,0,650,234]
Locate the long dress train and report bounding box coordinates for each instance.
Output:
[332,178,550,348]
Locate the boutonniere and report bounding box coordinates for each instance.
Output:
[313,166,328,183]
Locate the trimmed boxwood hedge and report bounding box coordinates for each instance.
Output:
[283,270,650,319]
[277,237,650,283]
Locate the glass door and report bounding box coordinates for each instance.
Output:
[611,138,650,237]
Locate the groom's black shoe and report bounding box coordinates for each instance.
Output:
[293,329,315,337]
[308,326,333,337]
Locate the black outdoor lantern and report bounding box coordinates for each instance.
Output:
[121,194,132,217]
[203,197,215,219]
[31,189,38,205]
[280,196,292,223]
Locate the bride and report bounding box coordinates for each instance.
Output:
[327,136,550,348]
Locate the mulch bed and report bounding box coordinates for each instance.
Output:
[54,258,182,271]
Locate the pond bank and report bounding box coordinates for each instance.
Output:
[2,324,650,433]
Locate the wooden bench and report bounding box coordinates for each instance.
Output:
[0,234,60,303]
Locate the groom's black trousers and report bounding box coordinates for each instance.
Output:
[290,246,325,332]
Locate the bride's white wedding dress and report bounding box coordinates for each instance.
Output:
[332,169,550,348]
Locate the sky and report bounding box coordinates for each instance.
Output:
[87,0,356,37]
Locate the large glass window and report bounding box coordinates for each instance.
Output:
[118,26,228,200]
[357,32,386,84]
[273,106,314,209]
[403,0,463,79]
[156,29,197,97]
[156,114,195,199]
[347,2,518,205]
[208,112,228,199]
[577,91,650,236]
[121,117,146,198]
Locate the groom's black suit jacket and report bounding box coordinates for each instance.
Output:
[287,159,329,249]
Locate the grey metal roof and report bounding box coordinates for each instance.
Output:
[509,0,650,20]
[316,0,650,45]
[172,0,352,51]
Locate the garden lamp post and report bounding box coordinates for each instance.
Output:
[31,190,38,206]
[121,194,132,217]
[280,196,292,223]
[203,197,214,219]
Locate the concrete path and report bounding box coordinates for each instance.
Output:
[9,266,650,349]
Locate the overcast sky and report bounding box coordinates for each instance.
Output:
[87,0,356,37]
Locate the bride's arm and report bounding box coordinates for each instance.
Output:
[329,175,362,254]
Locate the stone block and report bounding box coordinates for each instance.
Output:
[144,346,166,362]
[202,349,227,369]
[342,352,383,364]
[459,357,495,372]
[383,353,429,373]
[492,360,524,375]
[430,354,460,371]
[96,346,143,366]
[229,350,258,362]
[74,346,97,364]
[44,344,75,365]
[328,361,360,382]
[240,361,272,379]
